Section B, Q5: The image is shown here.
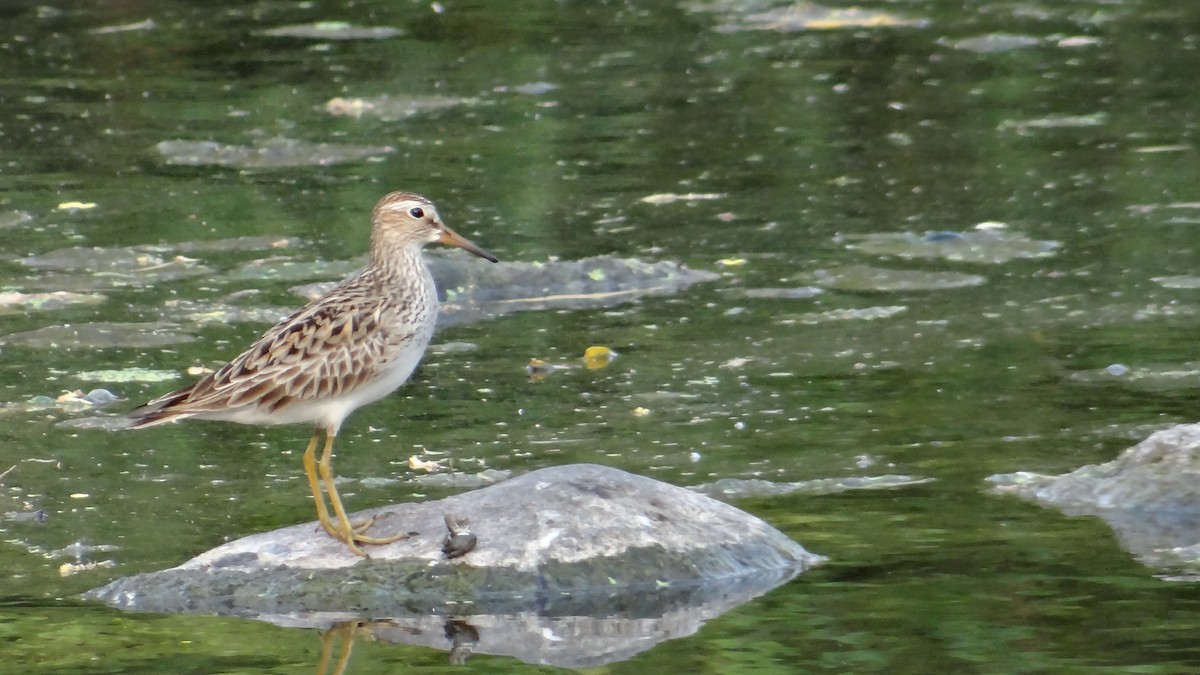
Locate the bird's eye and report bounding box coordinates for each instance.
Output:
[408,207,425,219]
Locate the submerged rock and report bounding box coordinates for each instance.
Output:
[85,464,823,618]
[989,424,1200,570]
[694,474,934,499]
[0,322,195,349]
[292,254,720,326]
[155,138,394,168]
[0,290,106,312]
[1067,363,1200,392]
[0,210,34,229]
[807,264,985,292]
[843,229,1059,264]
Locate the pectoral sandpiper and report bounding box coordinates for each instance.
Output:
[128,191,497,556]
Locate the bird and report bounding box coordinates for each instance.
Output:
[127,191,498,556]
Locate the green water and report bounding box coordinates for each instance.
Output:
[4,0,1200,672]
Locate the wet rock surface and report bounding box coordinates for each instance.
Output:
[85,464,823,617]
[989,424,1200,570]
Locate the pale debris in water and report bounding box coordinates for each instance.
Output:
[408,456,445,472]
[526,358,558,381]
[59,560,116,576]
[1133,145,1190,154]
[57,389,119,406]
[56,201,97,211]
[998,113,1107,134]
[3,389,119,416]
[698,3,928,33]
[259,22,404,40]
[324,94,472,121]
[1058,36,1102,48]
[640,192,723,205]
[90,18,155,34]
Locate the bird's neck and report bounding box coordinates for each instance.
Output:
[369,240,429,283]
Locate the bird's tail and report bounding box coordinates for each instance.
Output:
[126,386,196,429]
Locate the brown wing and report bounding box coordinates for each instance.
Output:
[128,280,403,427]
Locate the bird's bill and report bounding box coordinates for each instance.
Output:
[438,224,498,262]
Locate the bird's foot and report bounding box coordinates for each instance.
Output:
[319,515,412,556]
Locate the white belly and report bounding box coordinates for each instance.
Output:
[207,328,433,432]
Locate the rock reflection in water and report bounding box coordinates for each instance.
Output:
[291,569,800,671]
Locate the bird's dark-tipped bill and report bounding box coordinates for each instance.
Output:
[438,224,498,262]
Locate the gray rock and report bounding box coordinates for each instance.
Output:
[988,424,1200,569]
[86,464,822,619]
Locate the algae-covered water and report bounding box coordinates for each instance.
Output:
[4,0,1200,672]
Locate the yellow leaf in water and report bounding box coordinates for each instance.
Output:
[56,201,97,210]
[583,346,617,370]
[717,258,746,267]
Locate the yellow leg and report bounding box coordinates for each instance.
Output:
[305,428,374,541]
[315,427,410,554]
[301,430,337,538]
